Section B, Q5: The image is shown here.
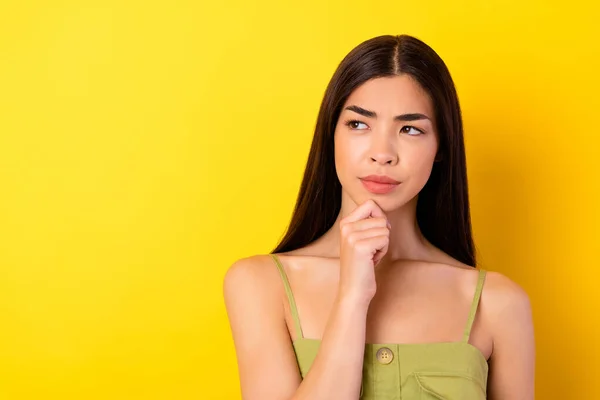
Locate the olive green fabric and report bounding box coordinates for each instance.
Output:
[271,254,489,399]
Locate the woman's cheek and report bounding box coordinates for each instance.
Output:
[334,136,358,171]
[334,141,352,185]
[413,157,437,188]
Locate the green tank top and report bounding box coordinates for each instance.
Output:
[270,254,489,399]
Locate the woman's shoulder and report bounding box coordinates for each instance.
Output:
[425,247,530,300]
[222,254,290,328]
[424,254,530,314]
[223,254,280,292]
[480,270,531,317]
[441,262,533,340]
[433,260,532,344]
[226,253,276,272]
[224,251,329,283]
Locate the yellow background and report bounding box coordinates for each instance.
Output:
[1,1,598,399]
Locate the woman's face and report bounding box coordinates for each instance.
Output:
[334,75,439,212]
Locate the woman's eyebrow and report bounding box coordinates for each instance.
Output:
[344,105,431,122]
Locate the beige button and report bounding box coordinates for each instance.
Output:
[376,347,394,364]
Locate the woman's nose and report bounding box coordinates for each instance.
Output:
[369,138,398,166]
[370,153,396,165]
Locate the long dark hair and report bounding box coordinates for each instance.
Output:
[271,34,476,267]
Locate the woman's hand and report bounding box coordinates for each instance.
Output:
[338,199,390,305]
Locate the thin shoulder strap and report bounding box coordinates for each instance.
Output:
[463,269,487,343]
[270,254,304,340]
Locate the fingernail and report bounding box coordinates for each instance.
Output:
[387,221,391,229]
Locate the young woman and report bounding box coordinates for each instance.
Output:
[224,34,535,400]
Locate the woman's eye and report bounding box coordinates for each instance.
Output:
[400,126,423,136]
[346,120,368,130]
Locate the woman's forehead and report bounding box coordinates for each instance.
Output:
[343,75,434,117]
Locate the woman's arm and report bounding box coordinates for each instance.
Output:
[223,255,369,400]
[485,272,536,399]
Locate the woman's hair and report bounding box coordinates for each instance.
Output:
[271,34,476,267]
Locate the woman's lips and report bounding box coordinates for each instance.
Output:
[360,178,400,194]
